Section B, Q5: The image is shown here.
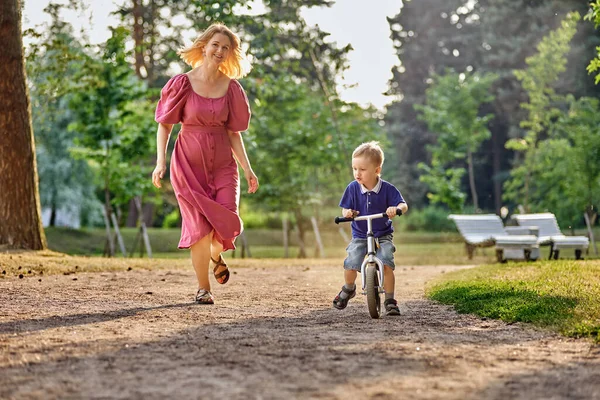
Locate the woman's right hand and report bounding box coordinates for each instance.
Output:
[152,164,166,188]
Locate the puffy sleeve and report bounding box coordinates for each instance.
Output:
[226,79,251,132]
[155,74,189,124]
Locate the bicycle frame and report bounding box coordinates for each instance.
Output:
[335,209,403,318]
[347,214,387,294]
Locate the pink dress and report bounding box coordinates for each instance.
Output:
[155,74,251,250]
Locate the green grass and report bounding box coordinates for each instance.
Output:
[44,227,465,254]
[153,243,496,265]
[45,227,498,265]
[426,259,600,342]
[45,226,598,264]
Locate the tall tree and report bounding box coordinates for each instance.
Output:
[232,0,374,254]
[385,0,600,212]
[68,26,156,254]
[416,69,497,212]
[384,0,475,208]
[114,0,198,86]
[0,0,47,249]
[529,96,600,227]
[504,12,580,211]
[477,1,600,213]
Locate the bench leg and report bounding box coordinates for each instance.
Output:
[496,249,505,263]
[553,249,560,260]
[575,249,583,260]
[466,244,475,260]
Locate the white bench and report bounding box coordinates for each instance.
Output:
[448,214,539,262]
[511,213,589,260]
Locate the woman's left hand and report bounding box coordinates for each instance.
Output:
[244,169,259,193]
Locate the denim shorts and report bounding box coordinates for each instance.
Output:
[343,234,396,271]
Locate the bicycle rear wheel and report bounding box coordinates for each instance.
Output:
[366,263,381,319]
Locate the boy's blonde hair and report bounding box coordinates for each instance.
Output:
[352,141,384,168]
[177,23,252,79]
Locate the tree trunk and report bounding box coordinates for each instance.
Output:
[49,205,57,227]
[126,198,138,227]
[147,0,157,84]
[132,0,146,79]
[467,148,479,212]
[294,208,307,258]
[49,187,58,227]
[491,124,502,214]
[104,178,115,257]
[0,0,47,250]
[127,197,155,228]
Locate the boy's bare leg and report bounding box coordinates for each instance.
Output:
[383,265,395,298]
[383,265,400,315]
[190,232,213,291]
[344,269,358,286]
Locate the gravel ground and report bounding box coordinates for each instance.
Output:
[1,262,599,399]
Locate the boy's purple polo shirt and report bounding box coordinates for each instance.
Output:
[339,178,405,239]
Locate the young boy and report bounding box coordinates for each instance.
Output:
[333,141,408,316]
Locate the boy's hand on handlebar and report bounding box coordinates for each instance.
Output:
[386,207,400,219]
[343,209,359,218]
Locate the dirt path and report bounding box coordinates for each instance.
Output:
[1,262,599,399]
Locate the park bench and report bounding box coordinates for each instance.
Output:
[511,213,589,260]
[448,214,539,262]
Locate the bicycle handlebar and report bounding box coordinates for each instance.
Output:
[334,209,403,224]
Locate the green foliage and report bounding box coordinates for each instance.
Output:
[504,12,580,210]
[512,12,580,144]
[416,69,497,211]
[114,0,373,235]
[162,208,181,228]
[399,206,456,232]
[25,4,103,226]
[226,2,388,225]
[67,26,156,213]
[418,161,466,212]
[585,1,600,84]
[426,260,600,342]
[239,211,283,229]
[385,1,599,212]
[384,0,469,208]
[246,77,385,215]
[524,96,600,226]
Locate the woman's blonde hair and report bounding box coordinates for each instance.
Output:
[177,23,252,79]
[353,141,384,168]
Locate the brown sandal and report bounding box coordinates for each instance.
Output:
[211,255,230,285]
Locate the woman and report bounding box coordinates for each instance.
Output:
[152,23,259,304]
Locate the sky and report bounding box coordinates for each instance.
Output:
[22,0,402,110]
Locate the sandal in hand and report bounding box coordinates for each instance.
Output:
[211,255,230,285]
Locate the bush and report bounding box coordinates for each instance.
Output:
[242,210,283,229]
[399,206,455,232]
[162,209,181,228]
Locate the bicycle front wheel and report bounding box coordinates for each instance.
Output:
[366,263,381,319]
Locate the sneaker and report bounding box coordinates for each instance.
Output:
[384,298,400,316]
[333,285,356,310]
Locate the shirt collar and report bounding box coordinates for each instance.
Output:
[360,178,382,194]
